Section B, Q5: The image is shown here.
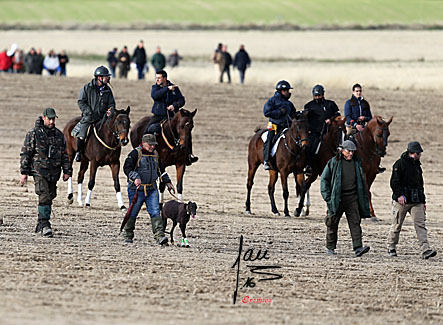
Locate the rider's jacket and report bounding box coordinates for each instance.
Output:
[151,80,185,118]
[344,95,372,127]
[304,98,340,134]
[78,79,116,123]
[263,91,297,128]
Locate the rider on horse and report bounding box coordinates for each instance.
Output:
[73,65,115,162]
[145,69,198,166]
[263,80,297,171]
[344,83,385,174]
[304,84,341,176]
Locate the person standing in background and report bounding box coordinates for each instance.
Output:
[151,46,166,73]
[132,40,148,80]
[107,47,118,78]
[233,44,251,84]
[58,50,69,76]
[118,46,131,79]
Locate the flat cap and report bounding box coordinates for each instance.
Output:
[43,107,58,118]
[142,134,157,145]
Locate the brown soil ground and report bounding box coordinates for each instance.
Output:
[0,73,442,324]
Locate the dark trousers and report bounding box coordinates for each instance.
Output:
[145,115,164,134]
[33,175,57,221]
[239,69,246,84]
[220,67,231,83]
[136,64,145,80]
[326,194,363,250]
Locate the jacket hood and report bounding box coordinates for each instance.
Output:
[35,116,44,127]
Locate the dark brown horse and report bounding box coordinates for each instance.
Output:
[294,116,346,216]
[354,115,393,218]
[130,109,197,202]
[63,107,131,209]
[246,111,309,217]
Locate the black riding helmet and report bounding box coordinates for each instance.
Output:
[276,80,293,91]
[94,65,112,78]
[312,84,325,96]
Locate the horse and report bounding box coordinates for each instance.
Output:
[245,111,309,217]
[63,107,131,210]
[354,115,393,218]
[294,116,346,216]
[130,109,197,202]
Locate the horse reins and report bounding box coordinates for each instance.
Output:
[94,113,127,151]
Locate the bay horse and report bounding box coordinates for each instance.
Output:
[63,107,131,209]
[354,115,393,218]
[130,109,197,202]
[294,116,346,216]
[245,111,309,217]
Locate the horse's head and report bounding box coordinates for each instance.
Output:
[111,106,131,146]
[290,110,309,149]
[171,108,197,150]
[367,115,393,157]
[326,115,346,147]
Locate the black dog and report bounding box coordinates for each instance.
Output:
[162,200,197,247]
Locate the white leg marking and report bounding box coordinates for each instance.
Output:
[85,189,92,205]
[77,183,83,206]
[68,177,73,194]
[178,193,183,202]
[116,192,124,208]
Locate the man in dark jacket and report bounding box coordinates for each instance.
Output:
[132,40,148,80]
[304,84,341,176]
[320,140,370,257]
[106,47,118,78]
[220,45,232,83]
[387,141,437,259]
[233,44,251,84]
[122,134,173,245]
[73,65,115,162]
[344,83,372,136]
[145,69,197,165]
[262,80,297,170]
[118,46,131,79]
[20,108,72,237]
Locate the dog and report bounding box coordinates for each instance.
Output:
[161,200,197,247]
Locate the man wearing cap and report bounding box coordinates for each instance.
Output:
[304,84,341,176]
[20,108,72,237]
[73,65,115,162]
[122,133,173,245]
[320,140,371,257]
[262,80,297,170]
[387,141,437,259]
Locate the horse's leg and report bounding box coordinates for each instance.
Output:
[67,176,74,204]
[280,170,290,217]
[77,160,89,206]
[67,139,75,204]
[110,161,126,210]
[268,170,279,216]
[245,160,260,214]
[159,181,166,211]
[175,163,186,202]
[295,177,310,217]
[304,188,311,216]
[85,161,98,207]
[294,173,307,216]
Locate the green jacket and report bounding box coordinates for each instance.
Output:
[20,117,72,181]
[320,154,370,218]
[150,53,166,71]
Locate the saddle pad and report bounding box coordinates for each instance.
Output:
[261,130,287,157]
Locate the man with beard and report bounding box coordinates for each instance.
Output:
[20,108,72,237]
[304,84,340,176]
[262,80,297,170]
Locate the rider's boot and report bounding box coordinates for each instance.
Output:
[186,136,198,166]
[263,131,274,171]
[74,138,85,162]
[304,150,313,177]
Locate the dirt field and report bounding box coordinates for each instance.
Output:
[1,67,443,324]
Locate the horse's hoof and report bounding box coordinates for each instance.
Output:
[285,214,291,218]
[67,193,73,204]
[245,210,251,214]
[85,203,90,208]
[120,205,127,212]
[186,245,190,248]
[77,201,83,207]
[294,209,301,217]
[272,211,280,216]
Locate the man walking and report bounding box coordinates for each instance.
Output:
[122,134,173,245]
[233,44,251,84]
[387,141,437,259]
[20,108,72,237]
[320,140,370,257]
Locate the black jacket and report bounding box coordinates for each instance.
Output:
[233,49,251,71]
[390,151,426,203]
[304,99,340,133]
[132,47,147,65]
[151,81,185,118]
[78,79,115,123]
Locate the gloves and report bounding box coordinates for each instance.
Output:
[280,108,287,115]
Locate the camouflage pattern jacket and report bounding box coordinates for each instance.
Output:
[20,117,72,181]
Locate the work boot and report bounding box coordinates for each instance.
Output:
[35,219,53,237]
[422,249,437,260]
[355,246,370,257]
[327,249,337,255]
[388,249,397,257]
[263,161,272,171]
[151,216,168,245]
[122,218,136,243]
[186,154,199,166]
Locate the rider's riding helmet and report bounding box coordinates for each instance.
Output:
[94,65,112,78]
[275,80,293,91]
[312,84,325,96]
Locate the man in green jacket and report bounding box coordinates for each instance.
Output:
[150,46,166,72]
[320,140,370,257]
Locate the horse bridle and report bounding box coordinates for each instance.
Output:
[284,118,309,155]
[375,125,389,156]
[106,113,129,143]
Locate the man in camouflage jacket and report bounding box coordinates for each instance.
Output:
[20,108,72,237]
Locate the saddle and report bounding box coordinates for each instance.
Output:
[261,129,287,157]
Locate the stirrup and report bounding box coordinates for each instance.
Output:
[263,162,272,171]
[74,152,82,162]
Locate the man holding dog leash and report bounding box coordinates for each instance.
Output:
[122,133,174,245]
